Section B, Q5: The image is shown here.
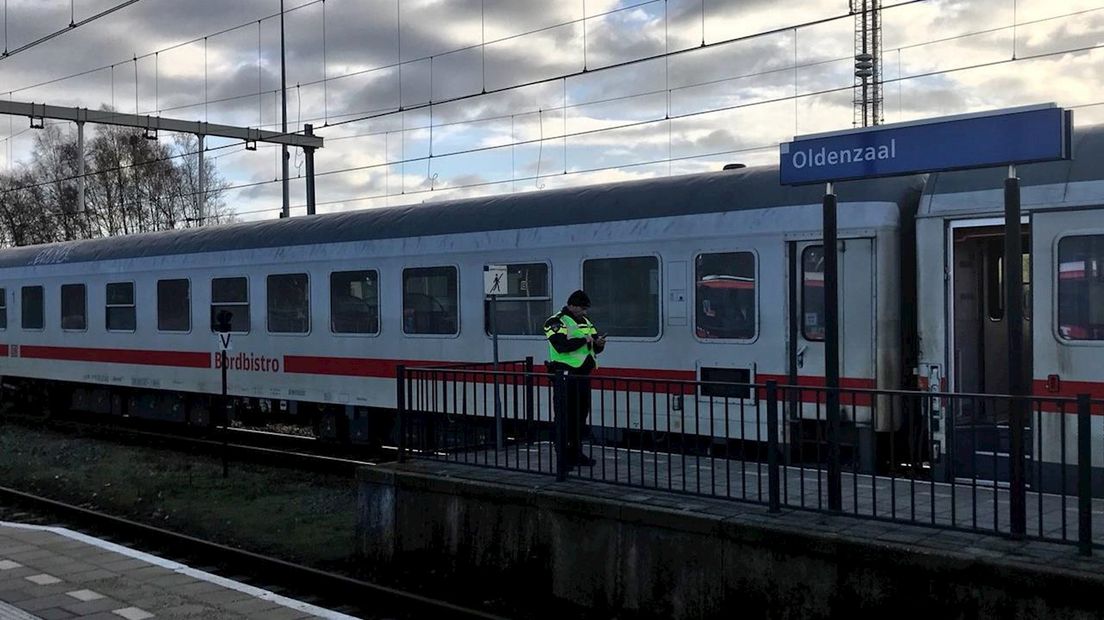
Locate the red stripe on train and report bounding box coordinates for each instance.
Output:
[18,345,211,368]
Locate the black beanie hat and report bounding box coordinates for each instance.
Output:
[567,290,591,307]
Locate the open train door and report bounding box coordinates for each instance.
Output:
[788,237,877,470]
[946,220,1033,486]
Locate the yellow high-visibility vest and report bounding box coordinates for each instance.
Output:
[544,312,598,369]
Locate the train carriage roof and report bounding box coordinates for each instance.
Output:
[921,123,1104,215]
[0,160,922,269]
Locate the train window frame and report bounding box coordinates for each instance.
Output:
[482,261,553,339]
[211,276,251,335]
[579,252,663,342]
[800,245,826,342]
[692,249,759,344]
[330,269,381,337]
[267,273,312,335]
[105,281,136,333]
[1054,231,1104,346]
[60,284,87,332]
[402,264,461,338]
[21,285,43,331]
[0,287,7,330]
[156,278,192,333]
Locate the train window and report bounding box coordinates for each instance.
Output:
[268,273,310,334]
[403,266,458,335]
[106,282,136,331]
[157,279,191,332]
[330,270,379,335]
[0,288,6,330]
[1058,234,1104,341]
[211,277,250,333]
[21,286,43,330]
[801,246,825,341]
[985,240,1032,322]
[583,256,659,337]
[483,263,551,336]
[695,252,756,340]
[60,284,87,331]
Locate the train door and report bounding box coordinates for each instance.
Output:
[947,221,1033,484]
[788,237,877,465]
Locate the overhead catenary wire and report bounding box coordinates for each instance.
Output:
[228,1,1097,141]
[3,0,325,96]
[105,0,1093,126]
[7,0,666,112]
[3,23,1101,202]
[1,2,1098,210]
[0,0,146,61]
[197,40,1104,211]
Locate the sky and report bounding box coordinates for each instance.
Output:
[0,0,1102,221]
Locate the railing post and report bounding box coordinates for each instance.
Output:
[554,371,568,482]
[524,357,535,423]
[1078,393,1092,556]
[525,357,536,443]
[767,381,781,513]
[396,365,407,463]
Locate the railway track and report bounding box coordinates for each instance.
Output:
[0,486,509,620]
[0,408,388,476]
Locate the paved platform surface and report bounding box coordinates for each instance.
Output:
[404,445,1104,578]
[0,522,358,620]
[426,439,1104,545]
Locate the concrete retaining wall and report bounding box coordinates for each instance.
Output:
[357,465,1104,619]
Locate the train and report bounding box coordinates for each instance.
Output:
[0,124,1101,490]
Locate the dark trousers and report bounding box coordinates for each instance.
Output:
[551,368,591,459]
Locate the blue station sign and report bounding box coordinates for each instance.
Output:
[779,104,1072,186]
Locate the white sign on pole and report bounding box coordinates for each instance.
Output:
[484,265,507,296]
[217,332,233,351]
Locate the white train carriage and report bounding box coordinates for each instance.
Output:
[0,166,919,454]
[917,124,1104,490]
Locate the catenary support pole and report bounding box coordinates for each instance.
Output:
[197,133,205,223]
[77,121,85,234]
[280,0,290,218]
[304,123,316,215]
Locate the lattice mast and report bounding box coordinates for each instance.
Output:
[852,0,884,127]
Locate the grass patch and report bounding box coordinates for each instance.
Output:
[0,420,357,567]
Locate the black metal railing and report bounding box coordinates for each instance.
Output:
[395,363,1102,554]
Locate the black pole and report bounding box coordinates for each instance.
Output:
[787,241,798,464]
[221,348,228,479]
[1005,166,1026,538]
[1078,393,1092,556]
[554,372,567,482]
[767,380,781,513]
[304,123,316,216]
[215,310,233,479]
[396,365,406,463]
[823,184,842,511]
[491,293,502,451]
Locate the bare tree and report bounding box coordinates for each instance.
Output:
[0,108,235,247]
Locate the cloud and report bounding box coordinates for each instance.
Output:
[0,0,1101,217]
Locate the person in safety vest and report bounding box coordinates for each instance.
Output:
[544,290,606,468]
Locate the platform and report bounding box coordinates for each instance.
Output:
[359,450,1104,618]
[0,522,357,620]
[430,440,1104,541]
